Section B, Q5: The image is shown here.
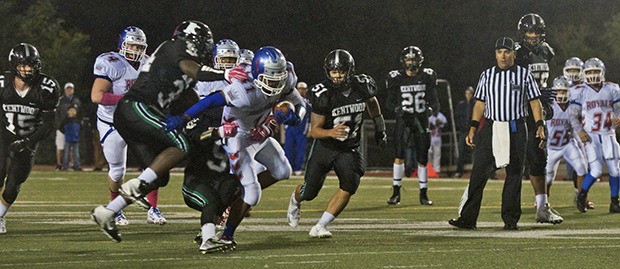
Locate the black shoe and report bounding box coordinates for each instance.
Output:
[419,188,433,205]
[576,190,588,213]
[387,186,401,205]
[503,223,519,230]
[610,197,620,213]
[448,218,476,230]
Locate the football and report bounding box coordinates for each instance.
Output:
[273,101,295,116]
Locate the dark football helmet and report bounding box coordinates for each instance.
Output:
[400,46,424,72]
[172,20,214,64]
[9,43,41,83]
[518,13,546,47]
[323,49,355,89]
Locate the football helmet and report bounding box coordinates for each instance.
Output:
[172,20,214,64]
[237,49,254,65]
[323,49,355,89]
[118,26,148,62]
[400,46,424,72]
[518,13,546,47]
[9,43,41,83]
[252,46,288,96]
[213,39,239,70]
[563,57,584,83]
[583,58,605,84]
[551,75,572,104]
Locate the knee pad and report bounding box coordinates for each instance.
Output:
[242,182,261,206]
[271,162,291,181]
[608,162,620,177]
[108,165,126,182]
[339,176,361,195]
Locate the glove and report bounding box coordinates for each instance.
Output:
[250,116,278,142]
[274,109,300,125]
[10,138,32,153]
[225,65,249,83]
[163,114,186,132]
[540,89,556,104]
[375,131,387,149]
[218,121,239,138]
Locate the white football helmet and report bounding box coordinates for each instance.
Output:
[213,39,239,70]
[118,26,148,62]
[563,57,584,83]
[237,49,254,65]
[583,58,605,84]
[551,75,572,104]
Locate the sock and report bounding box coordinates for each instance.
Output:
[201,223,216,242]
[106,196,128,213]
[147,189,159,208]
[581,173,597,192]
[418,166,428,189]
[610,176,620,197]
[393,163,404,186]
[222,222,237,239]
[535,194,548,209]
[0,203,9,217]
[317,211,335,227]
[139,168,158,184]
[110,190,119,201]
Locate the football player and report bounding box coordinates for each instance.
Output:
[91,26,168,226]
[515,13,561,221]
[386,46,438,206]
[0,43,61,233]
[287,49,387,238]
[236,49,254,65]
[91,20,244,242]
[544,76,585,221]
[570,58,620,213]
[163,46,306,246]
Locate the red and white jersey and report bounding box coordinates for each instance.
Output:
[546,102,574,150]
[93,52,146,123]
[220,64,299,133]
[570,82,620,135]
[194,80,229,99]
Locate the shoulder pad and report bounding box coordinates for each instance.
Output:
[38,73,61,110]
[422,68,436,76]
[353,74,377,97]
[541,42,555,57]
[515,42,522,51]
[387,70,401,79]
[310,83,329,99]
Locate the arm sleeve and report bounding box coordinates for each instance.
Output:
[569,90,583,132]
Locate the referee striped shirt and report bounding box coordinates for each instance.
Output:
[474,65,540,121]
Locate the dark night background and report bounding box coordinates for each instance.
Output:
[2,0,620,166]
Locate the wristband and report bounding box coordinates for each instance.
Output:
[536,120,545,127]
[470,120,480,128]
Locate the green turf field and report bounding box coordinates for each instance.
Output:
[0,170,617,268]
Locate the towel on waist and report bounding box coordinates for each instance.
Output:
[492,121,510,168]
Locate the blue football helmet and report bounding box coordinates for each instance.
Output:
[563,57,584,83]
[213,39,239,70]
[237,49,254,65]
[118,26,148,62]
[551,75,572,104]
[252,46,288,96]
[583,58,605,84]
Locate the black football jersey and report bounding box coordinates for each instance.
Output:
[184,113,230,183]
[126,39,203,112]
[0,72,60,138]
[515,41,555,88]
[385,68,439,119]
[309,74,377,149]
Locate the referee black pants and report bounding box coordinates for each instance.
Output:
[460,118,528,226]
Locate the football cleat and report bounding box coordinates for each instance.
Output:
[586,200,595,209]
[287,191,301,228]
[387,186,401,205]
[536,203,563,224]
[91,205,121,242]
[199,238,234,254]
[448,218,477,230]
[309,224,332,238]
[420,187,433,205]
[119,178,152,210]
[147,207,167,225]
[610,201,620,213]
[576,191,588,213]
[219,235,237,251]
[0,217,5,234]
[194,231,202,245]
[115,211,129,226]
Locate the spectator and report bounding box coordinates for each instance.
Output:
[428,111,447,174]
[284,81,311,176]
[454,87,475,177]
[62,106,81,171]
[55,82,81,170]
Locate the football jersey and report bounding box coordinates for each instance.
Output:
[570,82,620,135]
[221,63,299,133]
[309,74,377,149]
[195,80,229,99]
[385,68,438,125]
[546,102,573,150]
[184,113,231,182]
[515,41,555,88]
[0,72,60,138]
[93,51,146,123]
[125,39,203,112]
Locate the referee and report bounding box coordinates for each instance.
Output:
[448,37,545,230]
